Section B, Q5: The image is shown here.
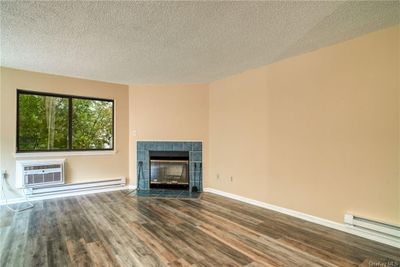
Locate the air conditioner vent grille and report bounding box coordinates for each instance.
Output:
[54,172,61,181]
[16,159,65,188]
[24,164,61,170]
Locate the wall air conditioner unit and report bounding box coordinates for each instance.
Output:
[16,159,65,189]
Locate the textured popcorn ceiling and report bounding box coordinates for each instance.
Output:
[1,1,399,84]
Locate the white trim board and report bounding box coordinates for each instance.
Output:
[203,188,400,249]
[135,140,204,142]
[14,150,117,158]
[0,185,134,206]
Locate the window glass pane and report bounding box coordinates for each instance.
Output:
[72,98,113,150]
[18,94,69,151]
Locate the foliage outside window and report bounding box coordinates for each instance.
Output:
[17,90,114,152]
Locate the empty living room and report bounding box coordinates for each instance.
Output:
[1,1,399,266]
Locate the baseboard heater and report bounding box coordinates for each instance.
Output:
[344,213,400,241]
[26,177,126,197]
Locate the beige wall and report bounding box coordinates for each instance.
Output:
[0,68,129,198]
[209,26,400,224]
[129,84,209,187]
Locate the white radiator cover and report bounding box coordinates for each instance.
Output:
[344,213,400,239]
[16,159,65,188]
[28,177,126,197]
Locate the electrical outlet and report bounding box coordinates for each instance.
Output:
[216,174,220,179]
[230,176,233,182]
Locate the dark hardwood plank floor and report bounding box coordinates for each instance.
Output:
[0,191,399,266]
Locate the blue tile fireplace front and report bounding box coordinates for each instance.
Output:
[136,141,203,192]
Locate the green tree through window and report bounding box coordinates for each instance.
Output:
[17,90,114,152]
[72,99,113,149]
[18,94,69,150]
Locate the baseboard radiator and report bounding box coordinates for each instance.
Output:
[26,177,126,197]
[344,213,400,241]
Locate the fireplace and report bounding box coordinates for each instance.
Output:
[137,141,202,191]
[149,151,189,189]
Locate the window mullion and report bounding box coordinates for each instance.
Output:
[68,97,73,150]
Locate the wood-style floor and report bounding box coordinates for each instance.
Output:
[0,191,399,267]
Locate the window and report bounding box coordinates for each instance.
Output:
[17,90,114,152]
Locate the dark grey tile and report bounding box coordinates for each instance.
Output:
[183,142,192,151]
[144,142,156,150]
[151,142,158,150]
[135,189,201,199]
[179,191,201,199]
[156,142,164,151]
[137,190,154,197]
[192,171,199,181]
[191,151,202,161]
[164,142,173,150]
[192,142,202,151]
[148,189,164,193]
[190,162,197,172]
[144,142,151,150]
[160,191,180,198]
[143,160,149,170]
[172,142,184,151]
[137,142,145,151]
[138,179,148,190]
[137,151,145,161]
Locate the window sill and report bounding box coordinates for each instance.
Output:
[14,150,117,158]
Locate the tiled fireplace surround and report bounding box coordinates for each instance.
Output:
[136,141,203,191]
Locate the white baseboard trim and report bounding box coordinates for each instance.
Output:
[0,185,130,206]
[203,188,400,248]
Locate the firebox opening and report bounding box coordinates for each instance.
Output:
[149,151,189,190]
